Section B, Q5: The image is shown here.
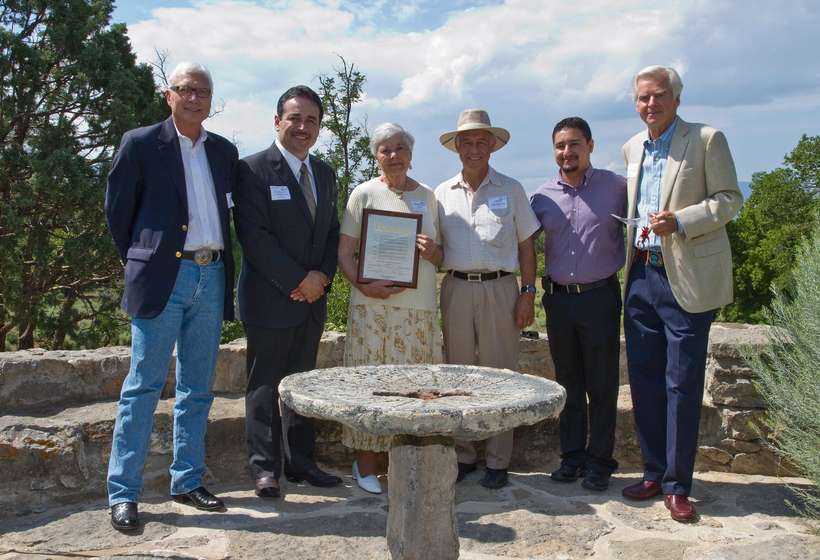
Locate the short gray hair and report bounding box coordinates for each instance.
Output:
[633,65,683,101]
[370,123,415,156]
[167,62,213,90]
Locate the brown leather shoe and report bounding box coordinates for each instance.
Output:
[665,494,697,522]
[622,479,662,500]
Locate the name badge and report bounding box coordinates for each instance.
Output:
[270,185,291,201]
[226,192,235,209]
[627,163,640,178]
[409,199,427,213]
[488,195,508,211]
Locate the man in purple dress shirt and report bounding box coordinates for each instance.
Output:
[530,117,627,492]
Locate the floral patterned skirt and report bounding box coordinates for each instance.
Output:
[341,303,442,452]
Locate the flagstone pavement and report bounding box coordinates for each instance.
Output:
[1,470,818,559]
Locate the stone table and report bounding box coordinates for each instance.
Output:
[279,364,566,560]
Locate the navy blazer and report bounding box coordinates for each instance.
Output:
[105,117,238,320]
[234,144,340,329]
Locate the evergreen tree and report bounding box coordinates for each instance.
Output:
[315,56,377,331]
[0,0,168,349]
[316,55,377,214]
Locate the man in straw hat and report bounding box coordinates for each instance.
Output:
[435,109,540,489]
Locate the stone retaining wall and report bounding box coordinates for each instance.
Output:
[0,323,794,517]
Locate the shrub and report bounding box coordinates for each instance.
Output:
[325,276,351,332]
[744,227,820,519]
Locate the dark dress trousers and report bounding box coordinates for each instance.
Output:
[233,143,339,479]
[104,117,237,320]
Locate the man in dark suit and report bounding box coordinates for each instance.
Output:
[104,62,238,531]
[234,85,341,498]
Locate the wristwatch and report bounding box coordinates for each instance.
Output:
[520,284,536,295]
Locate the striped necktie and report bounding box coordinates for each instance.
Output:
[299,162,316,221]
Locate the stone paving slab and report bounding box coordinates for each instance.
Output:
[0,388,744,520]
[1,471,817,560]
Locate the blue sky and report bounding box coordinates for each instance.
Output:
[113,0,819,193]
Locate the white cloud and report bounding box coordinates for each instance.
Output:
[122,0,820,187]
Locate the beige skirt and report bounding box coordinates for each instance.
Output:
[341,303,442,452]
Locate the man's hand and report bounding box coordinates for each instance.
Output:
[359,280,405,300]
[416,234,441,264]
[649,211,677,236]
[514,293,535,329]
[290,270,328,303]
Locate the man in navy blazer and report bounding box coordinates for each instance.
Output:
[104,62,238,531]
[234,85,341,498]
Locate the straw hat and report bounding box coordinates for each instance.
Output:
[439,109,510,152]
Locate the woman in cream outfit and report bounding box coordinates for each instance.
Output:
[337,123,443,494]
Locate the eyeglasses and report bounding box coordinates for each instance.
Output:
[169,85,212,99]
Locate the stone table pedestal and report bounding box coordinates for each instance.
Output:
[280,364,565,560]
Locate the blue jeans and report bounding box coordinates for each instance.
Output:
[108,260,224,505]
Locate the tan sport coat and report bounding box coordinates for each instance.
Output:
[623,118,743,313]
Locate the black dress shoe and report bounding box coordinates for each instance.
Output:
[111,502,139,532]
[479,467,509,489]
[550,463,586,483]
[456,462,477,482]
[255,476,281,498]
[172,486,225,511]
[580,471,610,492]
[284,464,342,487]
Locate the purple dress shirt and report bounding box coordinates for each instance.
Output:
[530,167,627,285]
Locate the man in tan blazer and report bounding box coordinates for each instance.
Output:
[620,65,742,523]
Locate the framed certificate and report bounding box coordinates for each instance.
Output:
[357,208,422,288]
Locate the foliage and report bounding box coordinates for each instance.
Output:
[722,135,820,323]
[315,56,377,329]
[316,55,378,213]
[0,0,168,350]
[324,276,351,333]
[743,227,820,519]
[220,319,245,344]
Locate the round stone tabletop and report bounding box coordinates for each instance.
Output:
[279,364,566,440]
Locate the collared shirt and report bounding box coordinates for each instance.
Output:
[275,137,318,201]
[435,166,539,273]
[634,118,678,250]
[175,125,223,251]
[530,167,627,285]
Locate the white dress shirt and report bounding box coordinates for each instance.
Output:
[275,137,318,201]
[176,126,223,250]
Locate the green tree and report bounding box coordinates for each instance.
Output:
[315,56,377,331]
[316,55,377,214]
[0,0,168,350]
[743,227,820,519]
[722,136,820,323]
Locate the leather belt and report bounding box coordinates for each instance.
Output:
[451,270,511,282]
[542,274,616,295]
[635,249,664,268]
[182,249,223,265]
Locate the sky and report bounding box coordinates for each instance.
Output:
[113,0,820,193]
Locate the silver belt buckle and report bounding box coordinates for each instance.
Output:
[466,272,482,282]
[193,248,213,265]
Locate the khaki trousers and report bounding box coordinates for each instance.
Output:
[440,272,520,469]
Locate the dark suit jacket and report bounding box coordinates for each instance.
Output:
[234,144,339,329]
[104,117,238,320]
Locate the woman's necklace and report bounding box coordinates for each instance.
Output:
[383,176,415,199]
